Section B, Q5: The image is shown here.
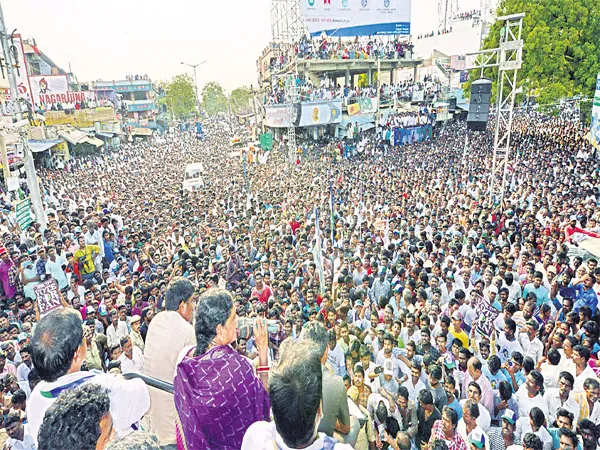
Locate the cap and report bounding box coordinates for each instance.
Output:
[424,260,433,269]
[526,319,539,331]
[347,385,359,402]
[469,429,486,449]
[547,265,557,274]
[16,332,29,343]
[130,314,141,324]
[383,360,394,376]
[501,409,517,424]
[355,300,363,307]
[451,311,463,321]
[0,247,7,256]
[443,354,456,369]
[488,285,498,294]
[86,306,95,314]
[376,324,386,332]
[446,255,455,262]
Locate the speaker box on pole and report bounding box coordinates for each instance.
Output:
[467,79,492,131]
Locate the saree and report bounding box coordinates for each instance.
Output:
[174,345,270,450]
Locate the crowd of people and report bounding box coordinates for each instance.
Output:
[0,101,596,450]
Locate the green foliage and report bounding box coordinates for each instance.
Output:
[229,86,253,116]
[201,81,228,116]
[357,71,378,88]
[464,0,600,105]
[160,74,196,119]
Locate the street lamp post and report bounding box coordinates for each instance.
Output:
[181,61,206,113]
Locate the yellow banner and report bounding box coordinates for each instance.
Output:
[348,103,361,116]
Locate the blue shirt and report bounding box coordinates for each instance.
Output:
[522,283,550,306]
[573,284,598,315]
[447,397,463,419]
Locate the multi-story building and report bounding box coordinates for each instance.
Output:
[94,79,157,132]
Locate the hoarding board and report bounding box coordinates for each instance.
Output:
[300,0,411,37]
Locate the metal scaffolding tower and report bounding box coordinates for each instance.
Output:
[465,13,524,205]
[271,0,305,43]
[284,74,299,162]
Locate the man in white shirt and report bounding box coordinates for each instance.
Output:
[27,309,150,447]
[242,339,353,450]
[326,330,346,377]
[514,407,552,450]
[518,319,544,363]
[514,371,549,419]
[106,309,129,348]
[117,336,144,374]
[3,413,35,450]
[543,372,579,425]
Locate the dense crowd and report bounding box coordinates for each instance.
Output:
[0,104,597,450]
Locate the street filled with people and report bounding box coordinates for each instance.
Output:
[0,103,598,450]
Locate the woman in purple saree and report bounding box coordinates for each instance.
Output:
[174,289,270,450]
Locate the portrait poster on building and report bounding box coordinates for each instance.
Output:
[34,279,63,318]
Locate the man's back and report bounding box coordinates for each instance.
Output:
[143,311,195,446]
[318,365,350,436]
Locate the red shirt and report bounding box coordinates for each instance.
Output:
[252,285,273,304]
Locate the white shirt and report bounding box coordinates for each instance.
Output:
[401,377,426,403]
[118,346,144,374]
[457,423,490,450]
[27,371,150,447]
[326,343,345,376]
[4,424,35,450]
[106,320,129,348]
[242,421,354,450]
[514,386,549,419]
[459,399,491,431]
[518,334,544,363]
[573,365,599,393]
[514,418,552,450]
[543,388,580,426]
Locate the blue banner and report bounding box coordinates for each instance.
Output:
[393,125,432,146]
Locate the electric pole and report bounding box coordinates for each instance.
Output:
[0,2,46,230]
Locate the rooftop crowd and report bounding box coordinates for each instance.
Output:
[0,104,597,450]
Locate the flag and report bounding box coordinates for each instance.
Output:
[329,180,335,247]
[383,217,390,248]
[312,209,326,295]
[348,103,361,116]
[565,225,600,258]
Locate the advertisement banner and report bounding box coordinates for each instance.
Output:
[30,75,96,107]
[0,34,32,103]
[393,125,432,145]
[15,198,31,230]
[265,105,292,128]
[298,100,342,126]
[300,0,411,37]
[412,90,424,102]
[348,103,361,115]
[591,73,600,149]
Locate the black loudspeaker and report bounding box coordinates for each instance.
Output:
[448,96,457,112]
[467,79,492,131]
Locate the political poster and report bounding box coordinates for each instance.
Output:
[348,103,361,115]
[300,0,411,37]
[591,72,600,149]
[265,105,292,128]
[29,75,97,107]
[0,34,32,103]
[298,100,343,126]
[34,279,63,318]
[472,292,500,337]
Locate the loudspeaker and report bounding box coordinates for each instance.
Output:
[448,96,457,112]
[467,79,492,131]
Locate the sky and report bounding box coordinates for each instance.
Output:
[3,0,480,92]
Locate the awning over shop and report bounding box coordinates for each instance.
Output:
[58,129,90,145]
[28,140,63,153]
[132,128,152,136]
[96,132,114,138]
[87,137,104,147]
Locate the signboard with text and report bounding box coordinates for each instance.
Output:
[300,0,411,37]
[15,198,31,230]
[30,75,96,107]
[34,279,63,317]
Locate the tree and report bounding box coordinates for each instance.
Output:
[357,72,378,88]
[464,0,600,105]
[201,81,228,116]
[159,74,196,119]
[229,86,253,116]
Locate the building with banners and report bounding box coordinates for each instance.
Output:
[94,79,157,137]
